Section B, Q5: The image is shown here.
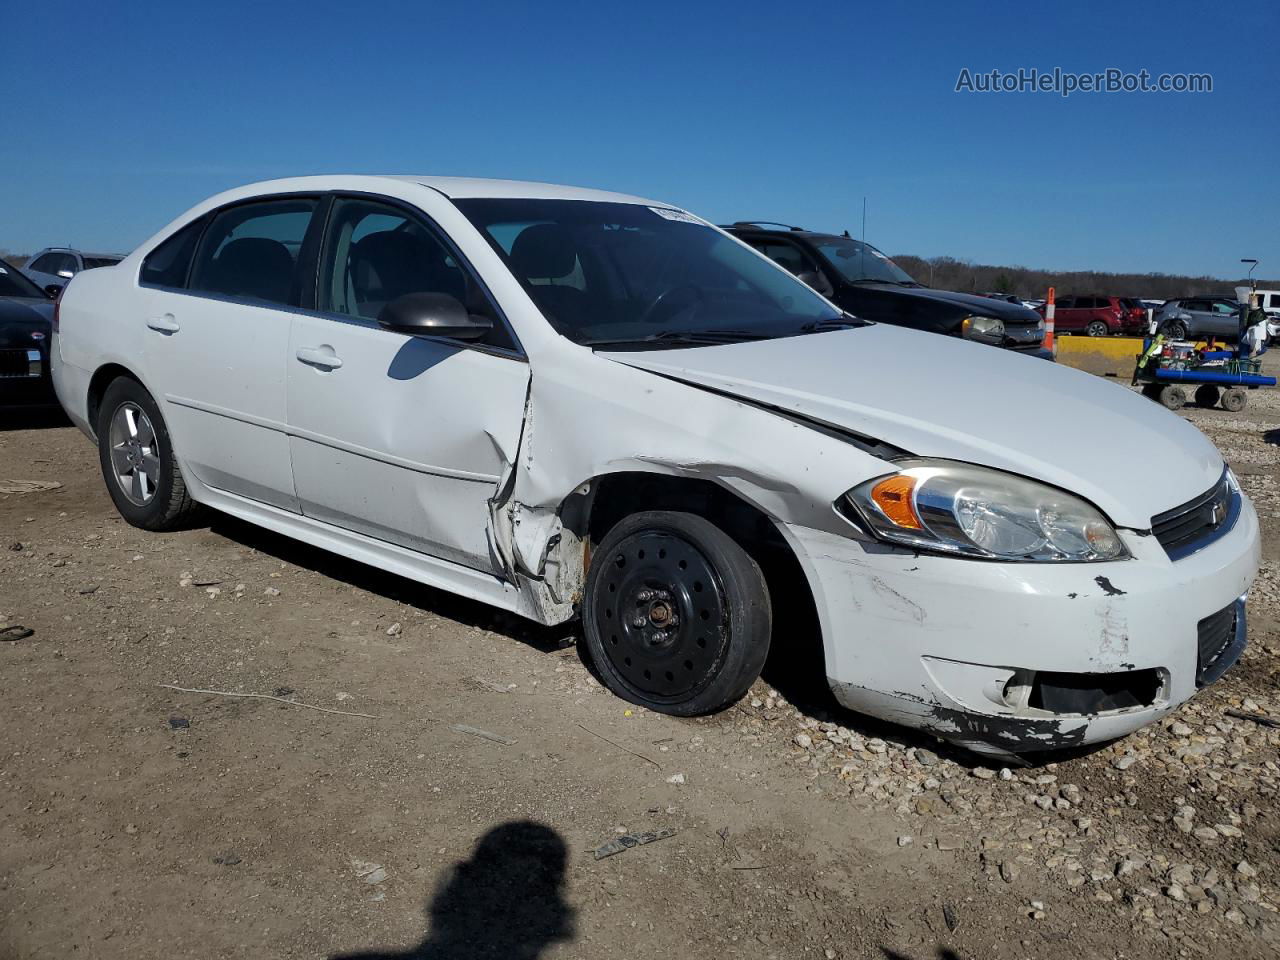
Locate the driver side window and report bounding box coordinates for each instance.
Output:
[319,197,514,350]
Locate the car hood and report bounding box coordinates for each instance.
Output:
[0,297,53,347]
[862,285,1042,323]
[601,324,1223,529]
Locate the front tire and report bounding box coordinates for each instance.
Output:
[582,511,771,716]
[96,378,200,530]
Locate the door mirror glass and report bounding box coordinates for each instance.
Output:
[377,292,493,341]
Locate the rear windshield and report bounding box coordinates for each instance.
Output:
[0,261,45,298]
[456,198,841,346]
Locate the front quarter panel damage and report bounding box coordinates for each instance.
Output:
[487,351,893,625]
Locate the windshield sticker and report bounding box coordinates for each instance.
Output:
[649,207,702,224]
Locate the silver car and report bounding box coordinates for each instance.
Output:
[1156,297,1242,340]
[22,247,124,296]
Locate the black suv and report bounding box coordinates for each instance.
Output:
[725,223,1050,359]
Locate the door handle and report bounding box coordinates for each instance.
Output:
[296,345,343,370]
[147,314,180,334]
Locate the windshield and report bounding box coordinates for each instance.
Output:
[809,237,917,285]
[0,260,45,299]
[455,199,842,346]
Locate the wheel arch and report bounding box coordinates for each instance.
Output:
[558,470,824,670]
[86,362,147,437]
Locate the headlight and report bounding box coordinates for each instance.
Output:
[842,460,1127,562]
[961,315,1005,341]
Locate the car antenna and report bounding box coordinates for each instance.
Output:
[842,230,851,238]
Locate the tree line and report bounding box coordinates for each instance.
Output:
[891,255,1274,300]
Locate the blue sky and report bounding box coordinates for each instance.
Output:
[3,0,1276,279]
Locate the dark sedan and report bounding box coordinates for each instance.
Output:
[0,258,57,408]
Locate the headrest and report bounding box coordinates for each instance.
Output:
[509,223,577,280]
[209,238,294,302]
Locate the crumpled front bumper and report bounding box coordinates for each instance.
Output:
[783,496,1259,757]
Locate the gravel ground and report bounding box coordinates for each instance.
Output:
[1,358,1278,960]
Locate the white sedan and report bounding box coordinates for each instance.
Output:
[52,176,1258,757]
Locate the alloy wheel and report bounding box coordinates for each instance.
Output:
[108,401,161,505]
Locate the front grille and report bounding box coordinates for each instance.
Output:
[0,348,41,379]
[1151,471,1237,560]
[1196,599,1245,687]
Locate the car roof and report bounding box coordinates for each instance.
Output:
[211,175,666,207]
[34,247,124,258]
[723,223,843,240]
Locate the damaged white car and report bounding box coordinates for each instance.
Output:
[52,176,1259,757]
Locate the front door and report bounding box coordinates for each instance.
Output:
[285,195,529,573]
[143,197,319,511]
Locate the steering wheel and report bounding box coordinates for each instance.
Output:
[636,284,704,326]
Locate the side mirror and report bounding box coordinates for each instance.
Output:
[377,292,493,341]
[797,271,834,297]
[56,269,75,279]
[43,283,63,299]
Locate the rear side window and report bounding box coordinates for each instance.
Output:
[141,220,204,288]
[751,241,820,277]
[188,198,317,306]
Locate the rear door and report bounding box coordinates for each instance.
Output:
[1206,300,1240,337]
[1055,296,1082,330]
[141,196,319,511]
[285,194,529,572]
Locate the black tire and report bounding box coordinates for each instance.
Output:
[1221,388,1247,412]
[582,510,771,716]
[1193,384,1221,408]
[96,377,201,531]
[1086,320,1109,337]
[1158,384,1187,410]
[1163,321,1188,340]
[1141,383,1164,401]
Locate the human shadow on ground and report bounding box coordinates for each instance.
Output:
[331,821,575,960]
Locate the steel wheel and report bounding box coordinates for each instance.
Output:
[583,510,772,716]
[108,401,161,505]
[596,529,728,700]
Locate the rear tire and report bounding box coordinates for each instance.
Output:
[1158,384,1187,410]
[1163,321,1188,340]
[1193,384,1221,408]
[96,378,200,531]
[1221,388,1247,412]
[1086,320,1109,337]
[582,510,771,716]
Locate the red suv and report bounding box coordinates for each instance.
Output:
[1038,296,1146,336]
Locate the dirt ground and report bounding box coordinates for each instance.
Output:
[2,356,1279,960]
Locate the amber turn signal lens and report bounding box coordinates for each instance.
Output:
[870,475,922,530]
